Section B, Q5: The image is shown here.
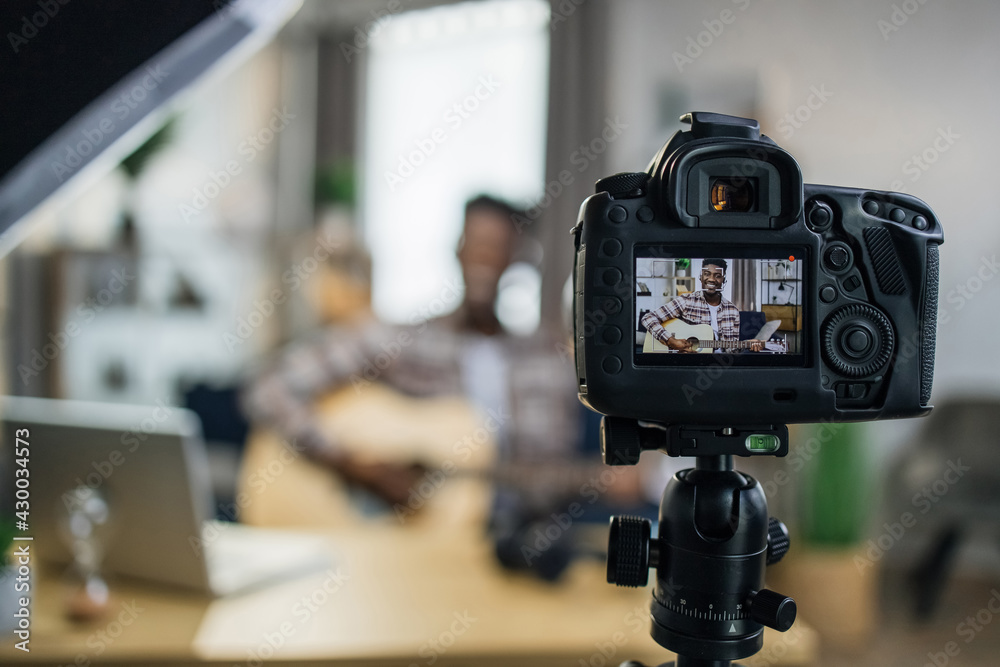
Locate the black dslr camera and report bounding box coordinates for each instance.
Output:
[572,113,943,666]
[573,111,943,432]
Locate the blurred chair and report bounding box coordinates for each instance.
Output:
[884,398,1000,619]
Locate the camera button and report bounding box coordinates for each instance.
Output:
[862,200,880,216]
[806,200,833,231]
[889,207,906,223]
[844,329,872,355]
[602,356,623,374]
[598,296,622,315]
[637,206,654,222]
[820,285,837,303]
[913,215,929,230]
[600,326,622,345]
[601,268,623,287]
[600,239,622,257]
[608,206,628,223]
[824,243,852,272]
[835,383,868,399]
[827,246,849,268]
[843,275,861,292]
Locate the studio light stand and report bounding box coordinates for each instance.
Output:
[602,419,797,667]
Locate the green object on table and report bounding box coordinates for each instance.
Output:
[799,422,872,546]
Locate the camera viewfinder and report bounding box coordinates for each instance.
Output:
[710,177,755,212]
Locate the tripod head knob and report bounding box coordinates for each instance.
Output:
[766,516,791,565]
[748,589,797,632]
[607,515,653,587]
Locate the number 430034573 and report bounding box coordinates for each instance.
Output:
[14,427,30,524]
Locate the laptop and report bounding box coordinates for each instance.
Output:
[0,395,331,596]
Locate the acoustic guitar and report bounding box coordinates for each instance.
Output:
[642,318,784,353]
[238,384,629,531]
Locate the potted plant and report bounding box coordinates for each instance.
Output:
[675,258,690,277]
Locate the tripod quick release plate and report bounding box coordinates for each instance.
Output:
[601,418,788,465]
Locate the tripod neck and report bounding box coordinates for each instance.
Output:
[694,455,733,472]
[675,658,733,667]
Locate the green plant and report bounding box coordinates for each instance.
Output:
[0,518,14,567]
[676,258,691,270]
[314,159,356,208]
[120,119,175,179]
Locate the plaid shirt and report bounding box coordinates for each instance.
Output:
[641,291,741,343]
[242,309,581,506]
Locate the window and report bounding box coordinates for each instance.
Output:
[362,0,549,330]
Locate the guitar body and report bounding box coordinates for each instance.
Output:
[642,318,718,353]
[238,384,496,530]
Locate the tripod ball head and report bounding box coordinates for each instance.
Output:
[607,455,796,662]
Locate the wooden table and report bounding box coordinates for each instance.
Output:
[0,524,815,666]
[1,387,816,665]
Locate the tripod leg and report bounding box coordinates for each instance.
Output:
[910,524,961,620]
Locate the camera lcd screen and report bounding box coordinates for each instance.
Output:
[634,247,806,366]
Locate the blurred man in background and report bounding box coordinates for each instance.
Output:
[245,196,639,512]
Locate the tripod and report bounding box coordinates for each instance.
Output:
[602,420,797,667]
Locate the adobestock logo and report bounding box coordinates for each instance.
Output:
[511,116,629,235]
[339,0,407,62]
[383,75,502,192]
[854,458,970,575]
[49,64,170,183]
[776,85,833,140]
[878,0,933,41]
[17,266,136,386]
[179,107,296,223]
[671,0,753,73]
[887,126,960,193]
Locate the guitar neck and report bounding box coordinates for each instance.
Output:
[697,339,755,350]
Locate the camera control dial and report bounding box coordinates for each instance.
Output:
[822,304,895,378]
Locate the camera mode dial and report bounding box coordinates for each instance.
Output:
[596,172,648,198]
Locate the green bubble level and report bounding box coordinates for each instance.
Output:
[746,434,780,453]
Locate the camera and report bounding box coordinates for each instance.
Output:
[572,112,943,433]
[575,112,945,664]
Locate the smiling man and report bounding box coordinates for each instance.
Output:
[640,258,763,353]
